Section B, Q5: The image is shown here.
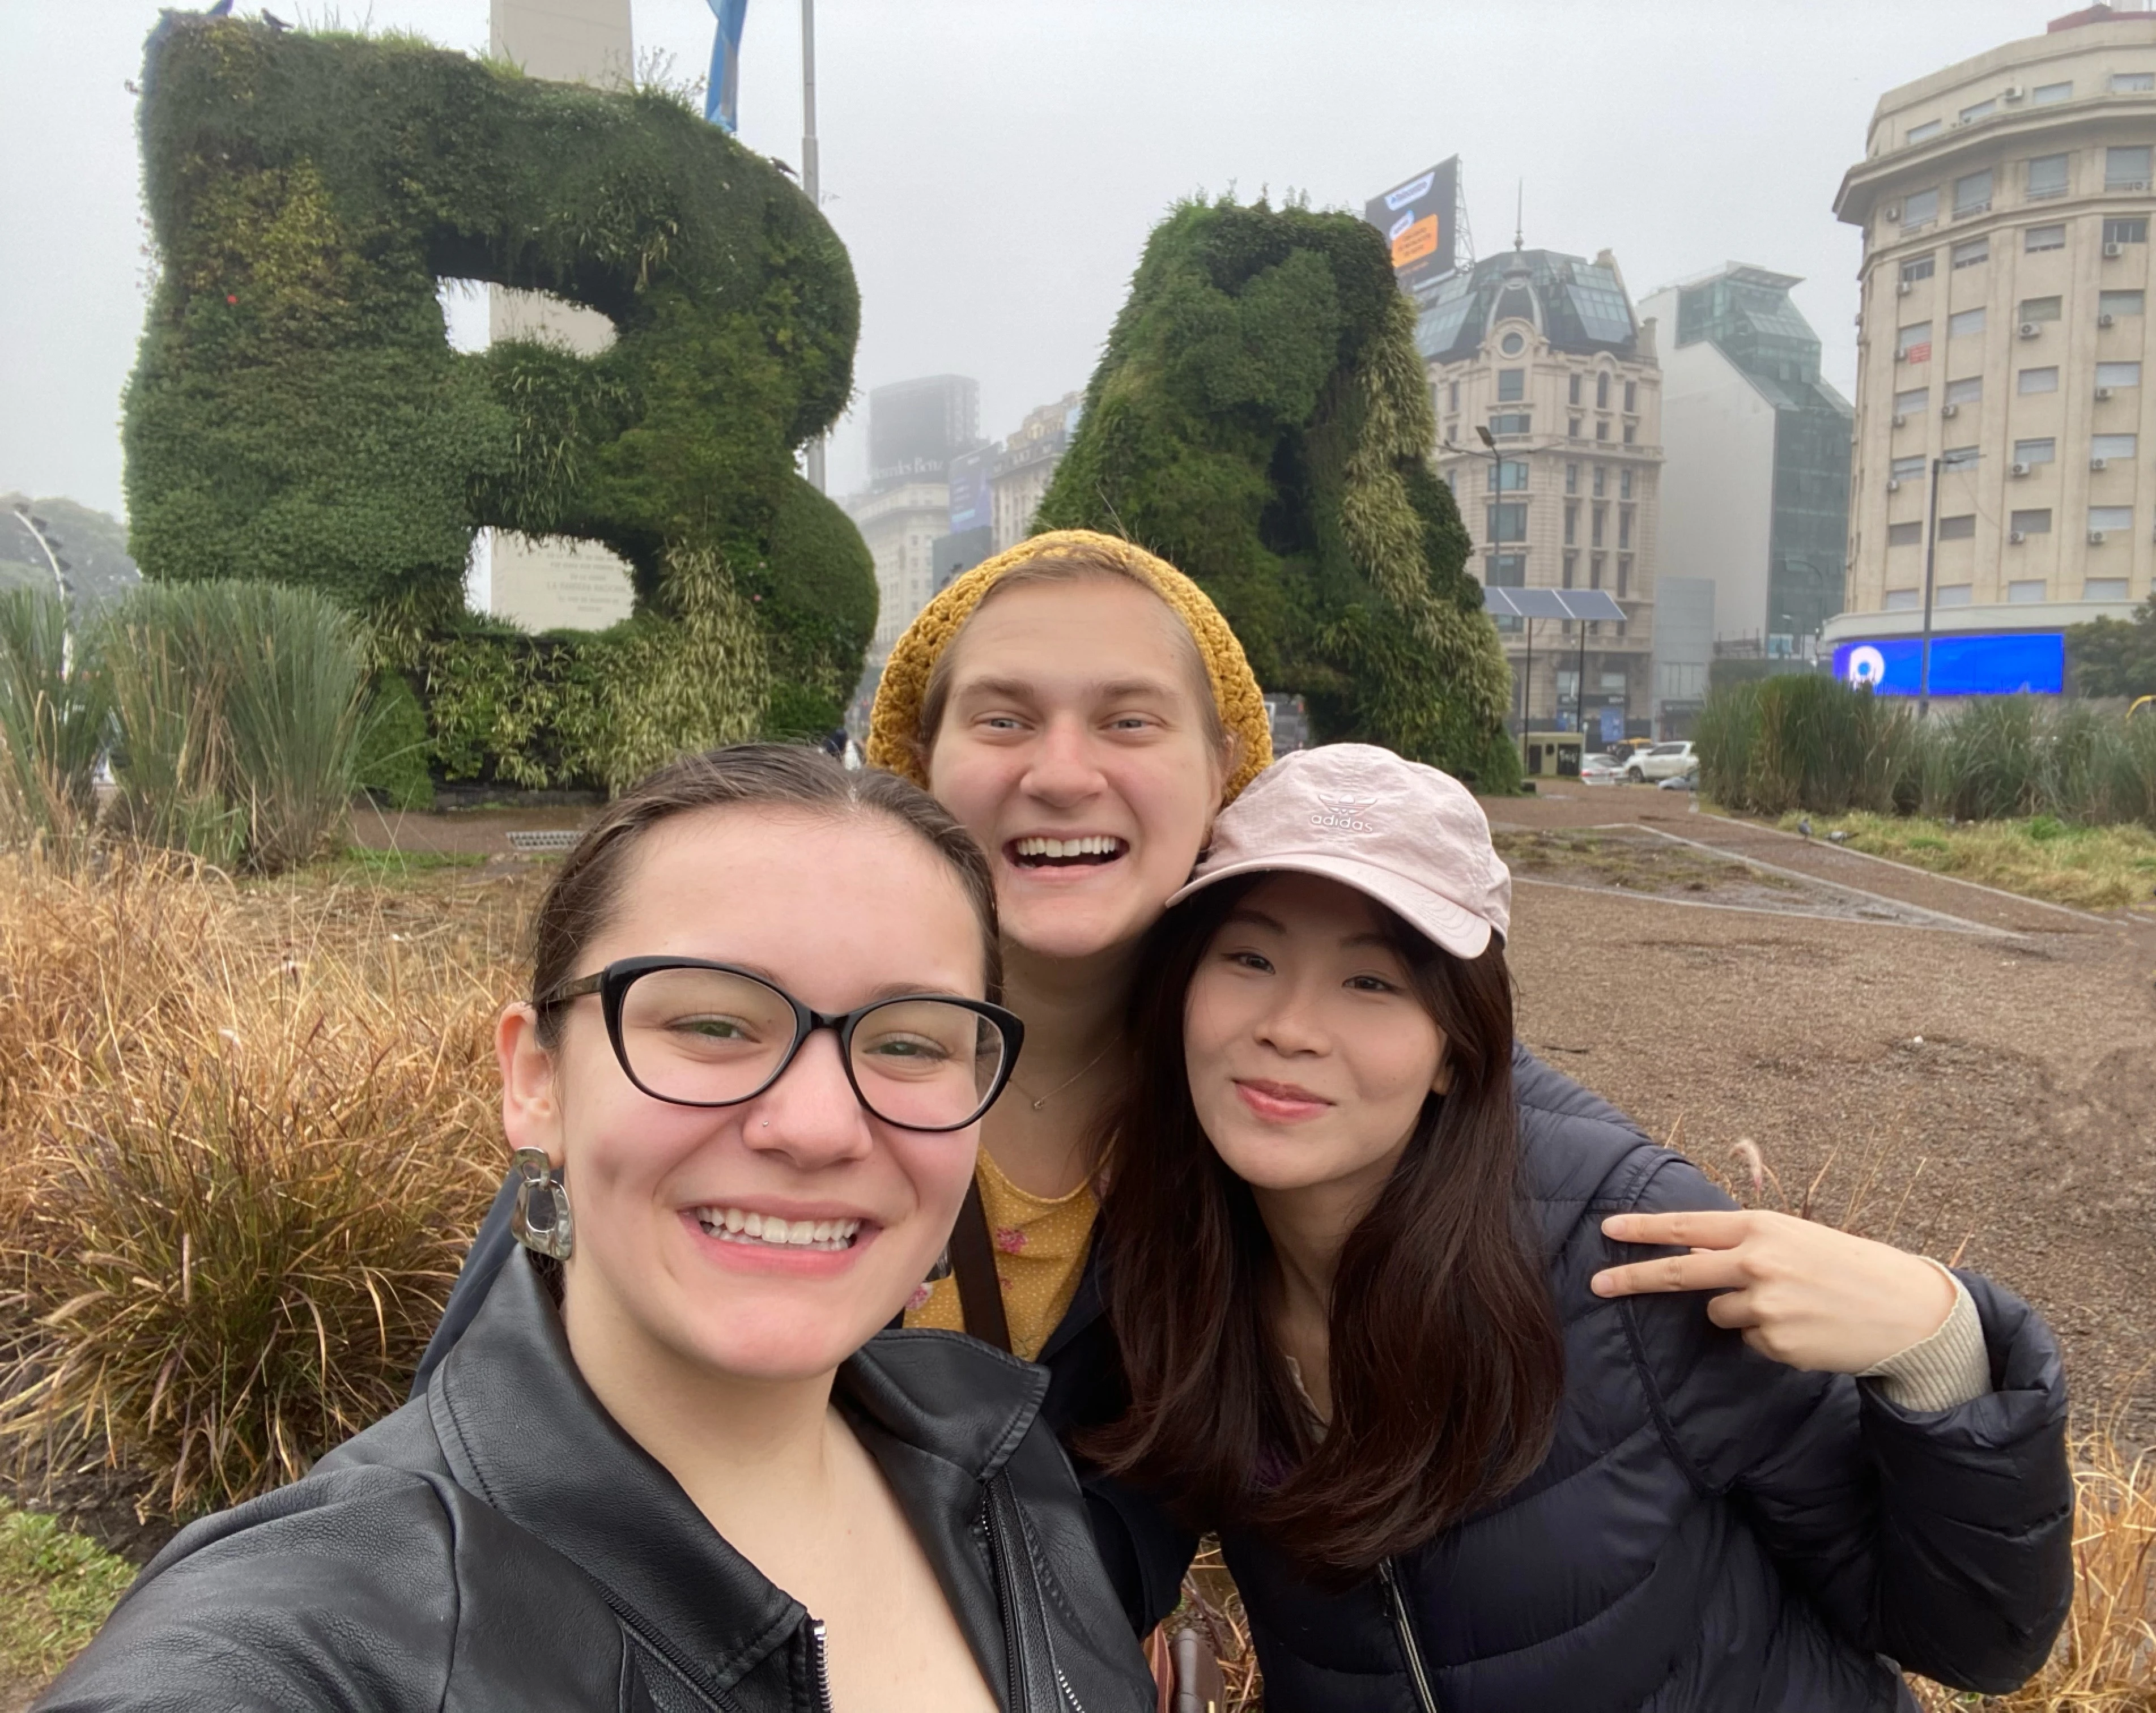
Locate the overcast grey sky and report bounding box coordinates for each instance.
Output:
[2,0,2057,519]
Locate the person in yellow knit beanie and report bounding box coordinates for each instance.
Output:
[868,529,1270,1362]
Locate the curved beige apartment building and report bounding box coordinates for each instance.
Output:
[1832,4,2156,675]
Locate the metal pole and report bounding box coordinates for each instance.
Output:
[10,506,71,677]
[800,0,826,494]
[1918,454,1942,719]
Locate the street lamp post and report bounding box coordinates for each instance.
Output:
[1447,425,1526,733]
[8,505,73,676]
[800,0,826,495]
[1918,454,1945,719]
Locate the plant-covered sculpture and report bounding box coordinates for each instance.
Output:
[127,15,873,787]
[1036,197,1517,786]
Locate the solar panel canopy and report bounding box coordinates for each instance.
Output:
[1481,586,1625,621]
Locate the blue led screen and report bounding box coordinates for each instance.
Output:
[1832,633,2065,697]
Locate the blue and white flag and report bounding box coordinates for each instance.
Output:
[704,0,748,133]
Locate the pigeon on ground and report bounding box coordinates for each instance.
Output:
[207,0,233,14]
[1797,815,1812,838]
[1827,829,1851,845]
[262,8,290,27]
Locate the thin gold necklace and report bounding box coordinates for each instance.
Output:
[1011,1041,1115,1111]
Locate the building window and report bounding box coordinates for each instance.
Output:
[2104,216,2149,244]
[1884,589,1921,611]
[2025,224,2066,253]
[1930,583,1974,608]
[1623,380,1638,413]
[1562,551,1577,587]
[2092,432,2137,459]
[1591,505,1606,547]
[1448,380,1460,411]
[1891,454,1927,480]
[2100,288,2145,318]
[2090,505,2134,531]
[2086,577,2130,599]
[1486,553,1526,586]
[1902,187,1940,226]
[1947,307,1985,339]
[2014,437,2056,464]
[2032,80,2072,104]
[2025,154,2070,199]
[1943,445,1979,468]
[1620,468,1634,499]
[2018,367,2059,394]
[1564,462,1579,495]
[1486,503,1528,541]
[1908,122,1943,146]
[1489,412,1532,436]
[1622,422,1636,444]
[1618,506,1633,549]
[1895,386,1930,414]
[1900,255,1936,284]
[2010,509,2052,533]
[1589,553,1606,589]
[2111,71,2155,93]
[1497,369,1525,401]
[2097,360,2143,387]
[1961,99,1996,123]
[1592,466,1607,497]
[2107,145,2153,190]
[2008,581,2048,602]
[1568,373,1582,406]
[1500,330,1527,355]
[1617,556,1631,596]
[1563,501,1578,545]
[1945,376,1983,406]
[1952,237,1988,269]
[1594,372,1611,409]
[1936,514,1976,540]
[1898,320,1933,360]
[1596,420,1610,441]
[1489,458,1529,491]
[1953,169,1993,215]
[1568,416,1583,438]
[2021,295,2062,322]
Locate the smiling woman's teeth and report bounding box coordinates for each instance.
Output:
[694,1208,861,1251]
[1014,836,1121,858]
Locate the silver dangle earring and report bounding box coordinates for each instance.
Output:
[509,1147,574,1260]
[924,1246,952,1284]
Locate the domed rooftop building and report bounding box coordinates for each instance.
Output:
[1424,242,1665,743]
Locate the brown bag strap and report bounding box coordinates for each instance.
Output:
[950,1173,1013,1353]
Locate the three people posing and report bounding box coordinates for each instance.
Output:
[45,531,2070,1711]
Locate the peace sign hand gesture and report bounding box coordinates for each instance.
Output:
[1592,1209,1959,1375]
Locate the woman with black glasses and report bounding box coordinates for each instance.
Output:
[40,745,1155,1713]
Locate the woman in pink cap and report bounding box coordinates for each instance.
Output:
[1087,744,2071,1713]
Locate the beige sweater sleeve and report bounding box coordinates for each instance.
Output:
[1860,1260,1991,1412]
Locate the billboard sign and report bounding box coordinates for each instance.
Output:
[1834,632,2064,697]
[1364,157,1458,288]
[947,447,992,535]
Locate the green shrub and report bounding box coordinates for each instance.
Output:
[103,581,369,872]
[354,670,433,812]
[0,589,109,856]
[1695,677,1912,816]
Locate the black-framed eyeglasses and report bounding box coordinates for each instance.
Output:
[537,957,1025,1134]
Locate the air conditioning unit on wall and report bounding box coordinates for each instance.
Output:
[2093,456,2111,471]
[2100,313,2118,328]
[1887,477,1903,492]
[2089,529,2108,544]
[1898,280,1915,296]
[1892,412,1908,427]
[2009,529,2028,544]
[2105,241,2126,258]
[2010,460,2032,476]
[2098,386,2117,400]
[1942,403,1961,417]
[2019,322,2043,338]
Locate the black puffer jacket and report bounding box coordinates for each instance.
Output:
[39,1250,1155,1713]
[1207,1051,2074,1713]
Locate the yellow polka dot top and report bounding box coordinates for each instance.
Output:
[905,1152,1099,1362]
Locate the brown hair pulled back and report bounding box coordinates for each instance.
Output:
[1086,873,1564,1579]
[529,744,1001,1046]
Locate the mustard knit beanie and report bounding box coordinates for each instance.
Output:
[867,530,1272,804]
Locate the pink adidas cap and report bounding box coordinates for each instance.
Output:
[1169,743,1511,959]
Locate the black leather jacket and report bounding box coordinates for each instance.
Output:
[38,1250,1156,1713]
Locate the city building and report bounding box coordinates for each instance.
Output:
[988,393,1083,551]
[1637,265,1853,664]
[1422,243,1665,740]
[482,0,638,632]
[1832,2,2156,694]
[848,376,981,661]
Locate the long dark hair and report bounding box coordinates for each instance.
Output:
[1087,873,1563,1577]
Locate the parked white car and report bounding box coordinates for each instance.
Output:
[1579,752,1626,783]
[1626,741,1696,783]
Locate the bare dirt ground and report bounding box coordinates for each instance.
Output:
[1497,785,2156,1446]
